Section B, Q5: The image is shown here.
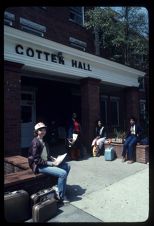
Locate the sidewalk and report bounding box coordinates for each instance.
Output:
[48,155,149,223]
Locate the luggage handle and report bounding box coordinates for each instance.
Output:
[5,190,21,195]
[35,188,53,196]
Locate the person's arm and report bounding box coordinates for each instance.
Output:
[31,140,47,166]
[100,127,107,138]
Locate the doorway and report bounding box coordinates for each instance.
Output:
[21,90,36,148]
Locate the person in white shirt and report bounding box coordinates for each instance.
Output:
[122,116,142,164]
[91,120,107,157]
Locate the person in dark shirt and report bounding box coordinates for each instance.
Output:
[122,116,142,164]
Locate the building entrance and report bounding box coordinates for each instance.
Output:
[21,76,81,149]
[21,89,36,148]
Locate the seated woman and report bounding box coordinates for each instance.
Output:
[91,119,107,157]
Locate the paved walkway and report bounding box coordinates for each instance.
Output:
[48,155,149,223]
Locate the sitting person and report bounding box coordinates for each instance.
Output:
[122,116,143,164]
[28,122,71,204]
[91,119,107,156]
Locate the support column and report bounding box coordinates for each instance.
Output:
[4,61,23,156]
[80,77,101,153]
[125,87,140,126]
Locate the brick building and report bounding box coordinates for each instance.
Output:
[4,7,147,156]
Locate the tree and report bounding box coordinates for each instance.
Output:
[84,7,117,56]
[84,7,149,71]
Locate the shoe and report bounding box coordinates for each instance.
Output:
[61,196,70,205]
[57,197,70,206]
[127,160,134,164]
[62,198,70,205]
[122,157,126,162]
[52,185,60,200]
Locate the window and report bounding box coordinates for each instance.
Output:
[69,37,87,51]
[110,97,120,126]
[101,96,108,125]
[20,17,46,37]
[69,7,84,26]
[140,100,146,121]
[138,77,145,91]
[4,11,15,26]
[21,106,32,123]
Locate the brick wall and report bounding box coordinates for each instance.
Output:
[80,77,101,151]
[4,61,23,156]
[125,87,140,126]
[6,7,95,54]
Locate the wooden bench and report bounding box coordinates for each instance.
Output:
[104,143,149,164]
[4,155,57,195]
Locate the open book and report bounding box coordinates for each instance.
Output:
[48,153,67,166]
[55,153,67,165]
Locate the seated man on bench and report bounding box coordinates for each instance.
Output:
[122,116,143,164]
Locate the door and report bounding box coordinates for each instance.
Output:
[21,90,36,148]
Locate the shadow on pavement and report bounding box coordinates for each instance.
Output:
[66,184,86,202]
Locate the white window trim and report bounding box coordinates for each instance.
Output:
[69,37,87,48]
[139,99,146,120]
[69,7,84,26]
[20,17,46,37]
[139,77,145,91]
[69,36,87,51]
[4,11,15,26]
[82,7,85,25]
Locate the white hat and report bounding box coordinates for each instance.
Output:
[34,122,47,131]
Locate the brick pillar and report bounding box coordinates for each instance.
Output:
[125,87,140,126]
[80,77,101,153]
[4,61,23,156]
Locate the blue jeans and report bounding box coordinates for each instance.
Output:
[38,162,70,200]
[122,135,137,160]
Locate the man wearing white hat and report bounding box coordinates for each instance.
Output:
[28,122,70,204]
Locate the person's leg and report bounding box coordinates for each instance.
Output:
[38,165,69,200]
[97,137,105,154]
[92,138,97,146]
[122,136,132,160]
[127,136,137,162]
[58,162,70,196]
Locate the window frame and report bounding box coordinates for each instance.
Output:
[110,96,120,127]
[69,7,84,26]
[101,95,108,125]
[20,17,46,37]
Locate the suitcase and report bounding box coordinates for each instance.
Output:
[32,198,58,222]
[4,190,31,222]
[104,145,115,161]
[30,187,55,206]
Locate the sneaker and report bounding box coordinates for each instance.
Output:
[63,196,70,204]
[122,157,126,162]
[127,160,134,164]
[58,196,70,205]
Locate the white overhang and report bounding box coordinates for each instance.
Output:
[4,26,145,87]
